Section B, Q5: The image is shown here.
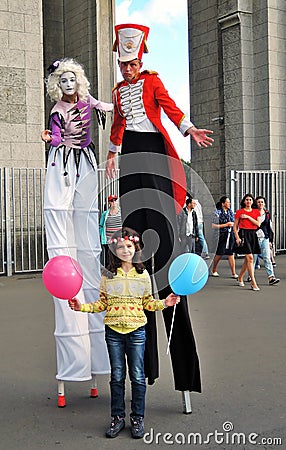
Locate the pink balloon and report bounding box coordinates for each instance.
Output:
[42,256,83,300]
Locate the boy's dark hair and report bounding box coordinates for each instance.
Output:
[105,226,145,276]
[186,196,193,206]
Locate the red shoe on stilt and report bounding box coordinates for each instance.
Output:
[90,387,98,398]
[57,395,66,408]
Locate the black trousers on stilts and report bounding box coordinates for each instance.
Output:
[119,130,201,392]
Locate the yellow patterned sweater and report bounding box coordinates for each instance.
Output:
[81,267,165,333]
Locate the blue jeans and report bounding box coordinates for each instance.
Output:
[186,235,196,253]
[105,325,146,418]
[197,223,209,254]
[257,237,274,278]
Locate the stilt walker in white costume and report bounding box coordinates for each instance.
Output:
[41,58,113,407]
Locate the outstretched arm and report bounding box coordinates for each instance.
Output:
[187,126,214,148]
[153,75,214,148]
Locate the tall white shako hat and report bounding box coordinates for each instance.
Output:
[113,23,150,62]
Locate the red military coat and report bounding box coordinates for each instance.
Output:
[110,70,188,212]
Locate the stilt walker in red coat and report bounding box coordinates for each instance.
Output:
[106,24,214,411]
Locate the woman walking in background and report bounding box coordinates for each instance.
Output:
[255,196,280,286]
[211,196,237,278]
[233,194,261,291]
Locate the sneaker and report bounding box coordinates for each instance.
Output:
[202,254,210,260]
[269,277,280,286]
[106,416,125,438]
[130,415,144,439]
[272,262,277,268]
[232,274,238,279]
[211,271,219,277]
[255,264,261,270]
[246,276,251,282]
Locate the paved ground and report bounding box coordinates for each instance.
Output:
[0,255,285,450]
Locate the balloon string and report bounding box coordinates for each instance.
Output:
[166,303,176,355]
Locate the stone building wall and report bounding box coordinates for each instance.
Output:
[267,3,286,169]
[0,0,45,167]
[188,0,221,198]
[188,0,286,200]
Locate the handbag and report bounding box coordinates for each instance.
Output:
[256,228,265,238]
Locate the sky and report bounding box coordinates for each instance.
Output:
[115,0,191,161]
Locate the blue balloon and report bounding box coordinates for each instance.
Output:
[168,253,208,295]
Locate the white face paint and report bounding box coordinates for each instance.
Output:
[60,72,77,95]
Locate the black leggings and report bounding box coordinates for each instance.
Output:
[119,130,201,392]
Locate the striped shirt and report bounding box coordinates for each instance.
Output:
[105,210,122,239]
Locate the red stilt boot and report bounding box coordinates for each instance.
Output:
[90,374,98,398]
[57,395,66,408]
[57,380,66,407]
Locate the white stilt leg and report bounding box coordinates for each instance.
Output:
[45,152,109,390]
[57,380,66,408]
[90,374,98,398]
[182,391,192,414]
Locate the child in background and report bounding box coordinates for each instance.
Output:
[68,227,180,439]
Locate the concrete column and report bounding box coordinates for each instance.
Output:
[95,0,116,165]
[219,5,255,171]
